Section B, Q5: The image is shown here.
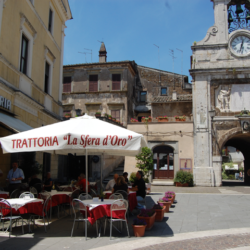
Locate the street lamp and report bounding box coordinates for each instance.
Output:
[209,110,216,120]
[76,109,82,116]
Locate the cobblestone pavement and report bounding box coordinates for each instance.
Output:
[134,233,250,250]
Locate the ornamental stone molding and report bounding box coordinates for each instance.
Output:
[20,13,37,44]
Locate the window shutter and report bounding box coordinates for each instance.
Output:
[112,74,121,90]
[89,75,98,92]
[63,77,71,93]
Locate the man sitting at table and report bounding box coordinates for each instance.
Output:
[112,176,129,194]
[6,161,25,195]
[131,171,146,210]
[76,173,89,192]
[43,172,53,191]
[105,174,119,191]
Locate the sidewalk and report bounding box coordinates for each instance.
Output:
[1,192,250,250]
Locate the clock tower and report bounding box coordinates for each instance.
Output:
[190,0,250,186]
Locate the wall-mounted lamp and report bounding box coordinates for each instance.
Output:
[75,109,82,116]
[209,110,216,120]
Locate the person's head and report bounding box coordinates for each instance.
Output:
[46,172,51,179]
[247,169,250,176]
[136,171,143,180]
[114,174,119,181]
[79,173,86,180]
[123,172,128,179]
[116,176,126,186]
[12,161,18,170]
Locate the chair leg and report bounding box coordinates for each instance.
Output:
[22,219,24,234]
[125,220,130,238]
[85,220,87,240]
[95,220,98,237]
[104,218,107,235]
[110,219,112,240]
[71,219,75,237]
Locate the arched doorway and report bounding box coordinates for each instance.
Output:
[153,145,174,179]
[221,133,250,185]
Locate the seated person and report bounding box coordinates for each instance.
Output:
[131,171,146,209]
[76,173,89,192]
[105,174,119,190]
[29,174,42,193]
[112,176,129,194]
[123,172,129,183]
[43,172,53,192]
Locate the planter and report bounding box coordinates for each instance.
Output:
[157,118,168,122]
[142,118,152,123]
[137,212,156,230]
[112,118,116,122]
[95,114,101,118]
[154,206,166,222]
[132,224,147,237]
[175,182,189,187]
[64,115,71,119]
[175,119,186,122]
[108,117,112,120]
[158,201,171,212]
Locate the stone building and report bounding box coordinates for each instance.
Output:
[190,0,250,186]
[0,0,72,186]
[63,43,194,183]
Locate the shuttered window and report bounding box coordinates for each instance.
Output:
[20,35,29,75]
[63,77,71,93]
[48,8,53,33]
[112,74,121,91]
[44,62,50,94]
[89,75,98,92]
[111,110,120,120]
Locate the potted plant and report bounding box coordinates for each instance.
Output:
[64,113,71,118]
[108,115,112,120]
[121,122,123,126]
[104,113,109,118]
[158,198,171,212]
[141,116,152,123]
[174,115,186,121]
[135,147,153,185]
[174,170,193,187]
[137,209,156,230]
[156,116,168,122]
[112,117,116,122]
[165,191,176,201]
[131,118,139,123]
[95,112,101,118]
[164,193,174,204]
[132,218,147,237]
[116,120,120,124]
[152,204,165,222]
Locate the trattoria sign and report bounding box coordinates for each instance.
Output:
[0,96,11,110]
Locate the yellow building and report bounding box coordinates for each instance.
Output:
[0,0,72,186]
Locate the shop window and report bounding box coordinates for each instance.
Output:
[161,87,167,96]
[20,35,29,75]
[44,61,50,94]
[140,91,147,102]
[111,110,120,120]
[112,74,121,90]
[89,75,98,92]
[63,76,71,93]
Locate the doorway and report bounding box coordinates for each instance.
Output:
[153,145,174,179]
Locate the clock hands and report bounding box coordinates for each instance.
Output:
[240,38,244,54]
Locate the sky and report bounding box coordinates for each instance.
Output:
[63,0,215,80]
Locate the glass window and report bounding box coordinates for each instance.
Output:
[48,8,53,33]
[44,62,50,94]
[140,91,147,102]
[111,110,120,120]
[20,35,28,75]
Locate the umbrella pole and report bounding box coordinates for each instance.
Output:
[101,153,104,191]
[86,149,88,194]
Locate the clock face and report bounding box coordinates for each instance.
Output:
[231,35,250,56]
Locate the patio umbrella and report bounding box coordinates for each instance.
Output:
[0,114,147,193]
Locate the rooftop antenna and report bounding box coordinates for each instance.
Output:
[153,44,160,69]
[169,49,177,90]
[176,48,183,88]
[84,48,92,62]
[78,52,89,63]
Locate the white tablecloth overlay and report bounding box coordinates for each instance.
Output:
[103,191,136,195]
[47,191,72,197]
[82,199,117,211]
[2,198,44,211]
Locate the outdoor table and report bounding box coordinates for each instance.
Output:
[82,199,126,225]
[39,191,72,207]
[103,191,137,211]
[0,198,44,216]
[0,191,9,199]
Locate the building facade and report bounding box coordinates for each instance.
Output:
[63,43,194,182]
[0,0,72,186]
[190,0,250,186]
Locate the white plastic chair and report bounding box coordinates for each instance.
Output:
[29,187,38,198]
[104,199,130,240]
[0,198,24,237]
[78,193,92,200]
[109,193,123,200]
[115,190,128,200]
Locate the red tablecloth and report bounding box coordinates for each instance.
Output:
[39,193,71,208]
[0,200,44,217]
[0,194,9,199]
[105,192,137,211]
[87,204,126,225]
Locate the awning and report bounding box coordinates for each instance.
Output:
[225,164,238,170]
[0,113,33,133]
